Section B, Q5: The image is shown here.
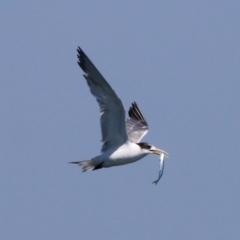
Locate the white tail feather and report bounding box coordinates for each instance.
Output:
[72,160,96,172]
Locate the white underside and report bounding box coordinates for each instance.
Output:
[92,141,148,168]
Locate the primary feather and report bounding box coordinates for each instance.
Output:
[77,47,128,152]
[126,102,149,143]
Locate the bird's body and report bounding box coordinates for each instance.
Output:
[71,47,168,178]
[84,141,148,170]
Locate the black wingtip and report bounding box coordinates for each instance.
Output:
[77,46,87,72]
[129,101,136,109]
[77,46,83,56]
[132,101,138,108]
[76,46,82,61]
[128,101,147,123]
[128,101,139,118]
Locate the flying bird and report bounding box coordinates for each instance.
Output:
[70,47,168,180]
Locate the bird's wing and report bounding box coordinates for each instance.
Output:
[77,47,128,152]
[125,102,149,143]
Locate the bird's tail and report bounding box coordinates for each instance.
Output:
[69,160,98,172]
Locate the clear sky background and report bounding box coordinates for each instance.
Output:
[1,1,240,240]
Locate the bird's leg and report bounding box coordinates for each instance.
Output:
[93,162,104,170]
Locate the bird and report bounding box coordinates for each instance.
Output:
[70,47,168,174]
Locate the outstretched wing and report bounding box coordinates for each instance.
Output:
[125,102,149,143]
[77,47,128,152]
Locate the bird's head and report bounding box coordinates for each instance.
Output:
[137,142,169,157]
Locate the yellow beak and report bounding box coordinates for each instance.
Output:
[151,148,169,157]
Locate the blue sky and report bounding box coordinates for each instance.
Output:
[1,1,240,239]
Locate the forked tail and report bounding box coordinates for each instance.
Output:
[69,160,102,172]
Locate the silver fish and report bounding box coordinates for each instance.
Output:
[152,153,165,185]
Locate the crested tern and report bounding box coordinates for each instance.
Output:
[71,47,168,181]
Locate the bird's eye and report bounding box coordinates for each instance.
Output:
[146,145,151,150]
